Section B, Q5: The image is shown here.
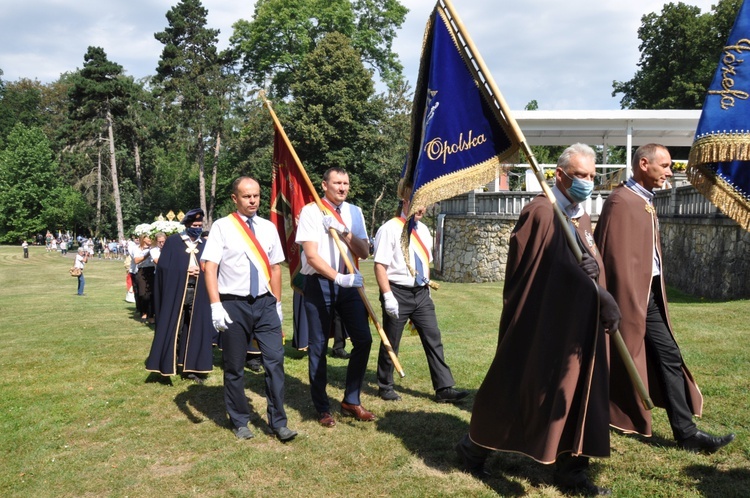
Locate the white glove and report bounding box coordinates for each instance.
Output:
[382,291,399,319]
[334,272,363,288]
[211,302,233,332]
[276,301,283,323]
[322,215,347,234]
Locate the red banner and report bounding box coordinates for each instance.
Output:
[270,127,316,292]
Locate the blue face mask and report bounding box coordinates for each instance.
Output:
[562,170,594,203]
[186,226,203,239]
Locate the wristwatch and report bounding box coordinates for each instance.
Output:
[342,227,350,236]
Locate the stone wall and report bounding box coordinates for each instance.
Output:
[435,213,750,299]
[434,215,516,283]
[660,216,750,299]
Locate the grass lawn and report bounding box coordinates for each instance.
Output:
[0,245,748,497]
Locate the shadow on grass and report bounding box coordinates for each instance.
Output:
[683,464,750,497]
[612,429,675,450]
[377,410,528,496]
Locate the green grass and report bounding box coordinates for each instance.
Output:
[1,245,748,497]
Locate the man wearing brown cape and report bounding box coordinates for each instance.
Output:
[595,143,734,453]
[456,144,620,496]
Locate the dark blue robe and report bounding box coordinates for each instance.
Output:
[146,233,216,375]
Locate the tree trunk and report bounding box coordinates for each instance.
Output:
[133,141,143,205]
[197,129,207,219]
[370,184,386,238]
[96,139,102,235]
[107,109,125,241]
[208,130,220,228]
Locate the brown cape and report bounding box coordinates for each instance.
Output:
[594,185,702,436]
[469,195,610,463]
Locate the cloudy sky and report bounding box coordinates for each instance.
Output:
[0,0,717,110]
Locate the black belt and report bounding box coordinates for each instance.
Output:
[220,293,269,302]
[390,282,425,292]
[307,273,330,280]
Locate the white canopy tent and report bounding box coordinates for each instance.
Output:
[513,109,701,177]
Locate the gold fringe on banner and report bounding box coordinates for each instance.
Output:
[688,133,750,164]
[686,162,750,231]
[410,157,503,216]
[687,133,750,231]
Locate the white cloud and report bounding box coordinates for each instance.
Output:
[0,0,719,109]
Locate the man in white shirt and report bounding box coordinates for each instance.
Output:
[295,167,374,427]
[373,185,468,404]
[202,177,296,442]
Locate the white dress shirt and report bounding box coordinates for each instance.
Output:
[295,201,367,275]
[373,214,433,287]
[201,212,285,297]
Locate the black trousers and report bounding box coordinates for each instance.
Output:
[303,275,371,413]
[220,295,287,431]
[377,284,455,391]
[645,279,697,440]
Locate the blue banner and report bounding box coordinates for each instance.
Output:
[402,3,520,214]
[687,0,750,231]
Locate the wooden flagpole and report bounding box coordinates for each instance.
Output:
[261,92,406,378]
[440,0,653,410]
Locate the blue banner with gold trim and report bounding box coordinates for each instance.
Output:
[402,2,520,214]
[687,0,750,231]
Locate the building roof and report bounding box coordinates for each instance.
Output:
[513,109,701,148]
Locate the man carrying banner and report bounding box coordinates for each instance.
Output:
[201,177,296,442]
[595,144,735,454]
[373,183,468,403]
[456,144,620,496]
[295,167,374,427]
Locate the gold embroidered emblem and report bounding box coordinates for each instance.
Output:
[645,203,655,214]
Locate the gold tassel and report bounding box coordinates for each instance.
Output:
[686,163,750,231]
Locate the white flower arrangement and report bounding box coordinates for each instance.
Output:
[133,223,153,236]
[150,220,184,236]
[132,221,185,237]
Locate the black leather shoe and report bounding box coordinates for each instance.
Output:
[331,348,351,359]
[435,387,469,403]
[555,478,611,496]
[454,438,490,479]
[274,426,298,442]
[678,430,735,454]
[246,357,263,372]
[378,388,402,401]
[554,474,612,496]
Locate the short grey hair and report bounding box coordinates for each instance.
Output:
[557,143,596,171]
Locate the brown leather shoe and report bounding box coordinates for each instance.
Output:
[340,402,376,421]
[318,412,336,428]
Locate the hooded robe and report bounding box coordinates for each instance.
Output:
[469,194,610,463]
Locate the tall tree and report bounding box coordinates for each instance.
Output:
[0,78,44,148]
[68,47,130,240]
[287,32,396,225]
[613,0,743,109]
[154,0,229,223]
[0,124,67,242]
[230,0,407,97]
